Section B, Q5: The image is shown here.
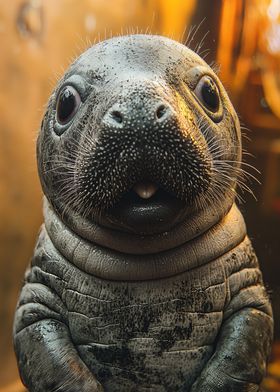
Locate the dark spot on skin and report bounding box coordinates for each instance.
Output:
[89,344,145,369]
[97,367,112,382]
[86,69,104,81]
[118,305,158,339]
[157,329,176,352]
[47,381,57,390]
[119,369,138,384]
[157,322,193,354]
[202,300,213,312]
[190,351,198,361]
[88,343,151,386]
[174,323,193,340]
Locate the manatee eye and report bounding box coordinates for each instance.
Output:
[194,76,220,112]
[56,86,81,125]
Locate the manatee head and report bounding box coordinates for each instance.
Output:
[37,34,241,239]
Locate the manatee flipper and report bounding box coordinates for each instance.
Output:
[13,271,103,392]
[190,298,273,391]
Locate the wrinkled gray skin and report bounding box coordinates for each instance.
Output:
[14,35,273,392]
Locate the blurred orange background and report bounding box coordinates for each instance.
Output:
[1,0,280,391]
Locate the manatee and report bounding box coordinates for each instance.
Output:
[13,35,273,392]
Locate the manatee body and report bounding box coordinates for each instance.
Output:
[14,35,273,392]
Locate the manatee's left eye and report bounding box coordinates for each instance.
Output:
[194,76,220,113]
[56,86,81,125]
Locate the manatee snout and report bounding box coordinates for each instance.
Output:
[76,81,212,233]
[103,84,173,129]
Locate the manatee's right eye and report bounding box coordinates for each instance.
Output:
[56,86,81,125]
[194,76,220,113]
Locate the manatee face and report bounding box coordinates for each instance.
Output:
[38,35,241,235]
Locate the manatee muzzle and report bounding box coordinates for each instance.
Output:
[74,82,213,233]
[76,129,211,234]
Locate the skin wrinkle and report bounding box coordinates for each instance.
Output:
[223,245,259,277]
[65,288,226,309]
[15,304,63,334]
[224,286,272,318]
[66,305,224,322]
[66,288,113,303]
[227,267,262,293]
[19,284,64,314]
[29,266,67,287]
[44,201,247,281]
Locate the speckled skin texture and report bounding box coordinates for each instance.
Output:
[14,35,273,391]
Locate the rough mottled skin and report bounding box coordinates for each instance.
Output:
[14,35,273,391]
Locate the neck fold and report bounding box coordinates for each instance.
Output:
[44,199,246,281]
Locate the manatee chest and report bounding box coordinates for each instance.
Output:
[61,257,227,391]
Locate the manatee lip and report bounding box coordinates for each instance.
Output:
[104,183,186,235]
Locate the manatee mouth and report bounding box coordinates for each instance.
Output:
[104,180,187,234]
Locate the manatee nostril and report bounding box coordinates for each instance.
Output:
[155,104,170,121]
[156,105,166,119]
[111,110,123,124]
